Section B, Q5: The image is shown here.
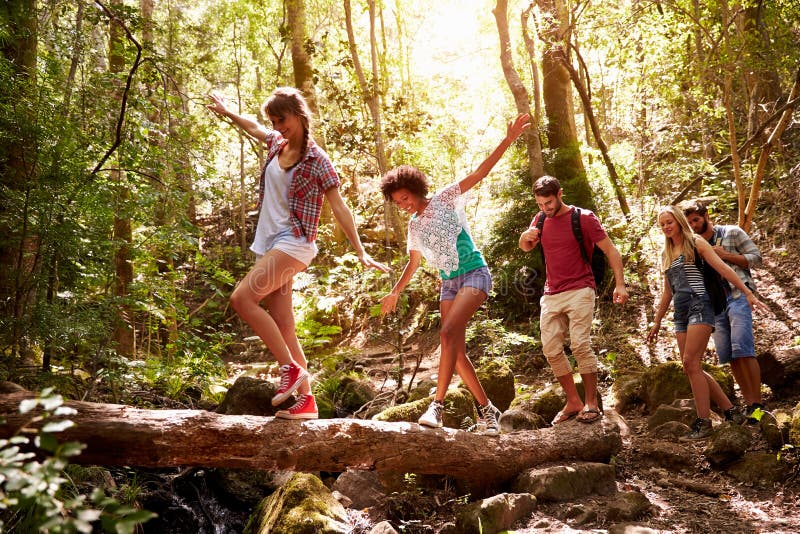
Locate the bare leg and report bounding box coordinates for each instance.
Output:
[580,372,599,412]
[556,372,585,414]
[230,250,306,368]
[730,358,762,405]
[435,287,487,404]
[677,325,733,418]
[262,278,312,395]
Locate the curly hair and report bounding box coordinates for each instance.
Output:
[380,165,430,201]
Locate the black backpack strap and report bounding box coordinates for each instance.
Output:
[571,208,591,265]
[534,211,545,232]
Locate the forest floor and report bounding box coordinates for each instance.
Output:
[326,233,800,533]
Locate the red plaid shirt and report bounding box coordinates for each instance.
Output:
[258,131,340,242]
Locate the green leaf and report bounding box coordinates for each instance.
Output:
[42,420,75,433]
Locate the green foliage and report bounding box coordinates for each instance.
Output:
[482,169,542,321]
[0,388,156,532]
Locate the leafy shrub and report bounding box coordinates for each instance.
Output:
[0,388,156,532]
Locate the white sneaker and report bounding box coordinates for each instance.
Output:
[478,402,502,436]
[418,400,444,428]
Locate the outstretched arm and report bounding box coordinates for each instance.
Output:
[458,114,530,193]
[380,250,423,315]
[325,186,390,272]
[207,92,269,142]
[696,239,769,314]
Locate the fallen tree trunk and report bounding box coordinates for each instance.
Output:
[0,392,621,484]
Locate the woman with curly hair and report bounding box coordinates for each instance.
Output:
[379,114,530,435]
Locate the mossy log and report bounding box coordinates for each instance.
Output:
[0,392,621,484]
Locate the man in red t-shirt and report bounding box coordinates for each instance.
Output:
[519,176,628,425]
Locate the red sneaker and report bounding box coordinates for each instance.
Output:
[272,364,308,406]
[276,394,318,420]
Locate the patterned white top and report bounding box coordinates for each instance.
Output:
[407,183,471,276]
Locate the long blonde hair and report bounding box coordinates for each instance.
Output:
[658,205,698,271]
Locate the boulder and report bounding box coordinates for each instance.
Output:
[646,403,696,430]
[703,423,752,467]
[244,473,348,534]
[210,468,294,505]
[335,375,378,416]
[455,493,537,534]
[634,440,695,471]
[216,376,293,416]
[473,358,516,411]
[790,402,800,446]
[641,362,733,412]
[612,376,644,414]
[498,408,548,432]
[726,453,791,486]
[368,521,399,534]
[373,388,476,430]
[510,375,602,426]
[512,462,616,502]
[649,421,692,442]
[605,491,653,522]
[759,410,791,450]
[332,469,386,509]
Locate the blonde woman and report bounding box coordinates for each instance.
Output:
[647,205,769,440]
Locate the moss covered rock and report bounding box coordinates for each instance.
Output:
[373,388,477,429]
[510,375,601,425]
[726,453,790,486]
[473,358,515,411]
[790,402,800,446]
[455,493,537,534]
[641,361,733,413]
[244,473,347,534]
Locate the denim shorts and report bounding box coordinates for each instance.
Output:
[673,291,715,332]
[714,294,755,364]
[440,266,492,301]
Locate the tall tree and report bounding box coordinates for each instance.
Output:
[109,0,135,357]
[535,0,593,211]
[493,0,545,183]
[0,0,38,357]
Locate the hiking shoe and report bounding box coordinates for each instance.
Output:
[272,363,308,406]
[275,393,318,420]
[680,418,713,441]
[478,402,502,436]
[419,400,444,428]
[745,403,766,424]
[724,406,745,425]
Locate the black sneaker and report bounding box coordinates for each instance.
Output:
[724,406,745,425]
[419,400,444,428]
[745,403,766,424]
[680,418,713,441]
[478,402,502,436]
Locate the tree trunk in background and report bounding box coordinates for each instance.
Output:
[287,0,340,240]
[109,0,135,357]
[739,2,782,144]
[0,0,38,358]
[344,0,389,175]
[560,48,630,219]
[744,66,800,232]
[141,0,178,356]
[493,0,544,183]
[535,0,593,211]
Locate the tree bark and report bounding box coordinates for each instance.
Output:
[743,66,800,232]
[559,46,630,219]
[109,0,135,357]
[535,0,593,211]
[493,0,544,182]
[0,392,621,485]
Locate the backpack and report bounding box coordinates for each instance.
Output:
[695,236,729,315]
[534,208,608,291]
